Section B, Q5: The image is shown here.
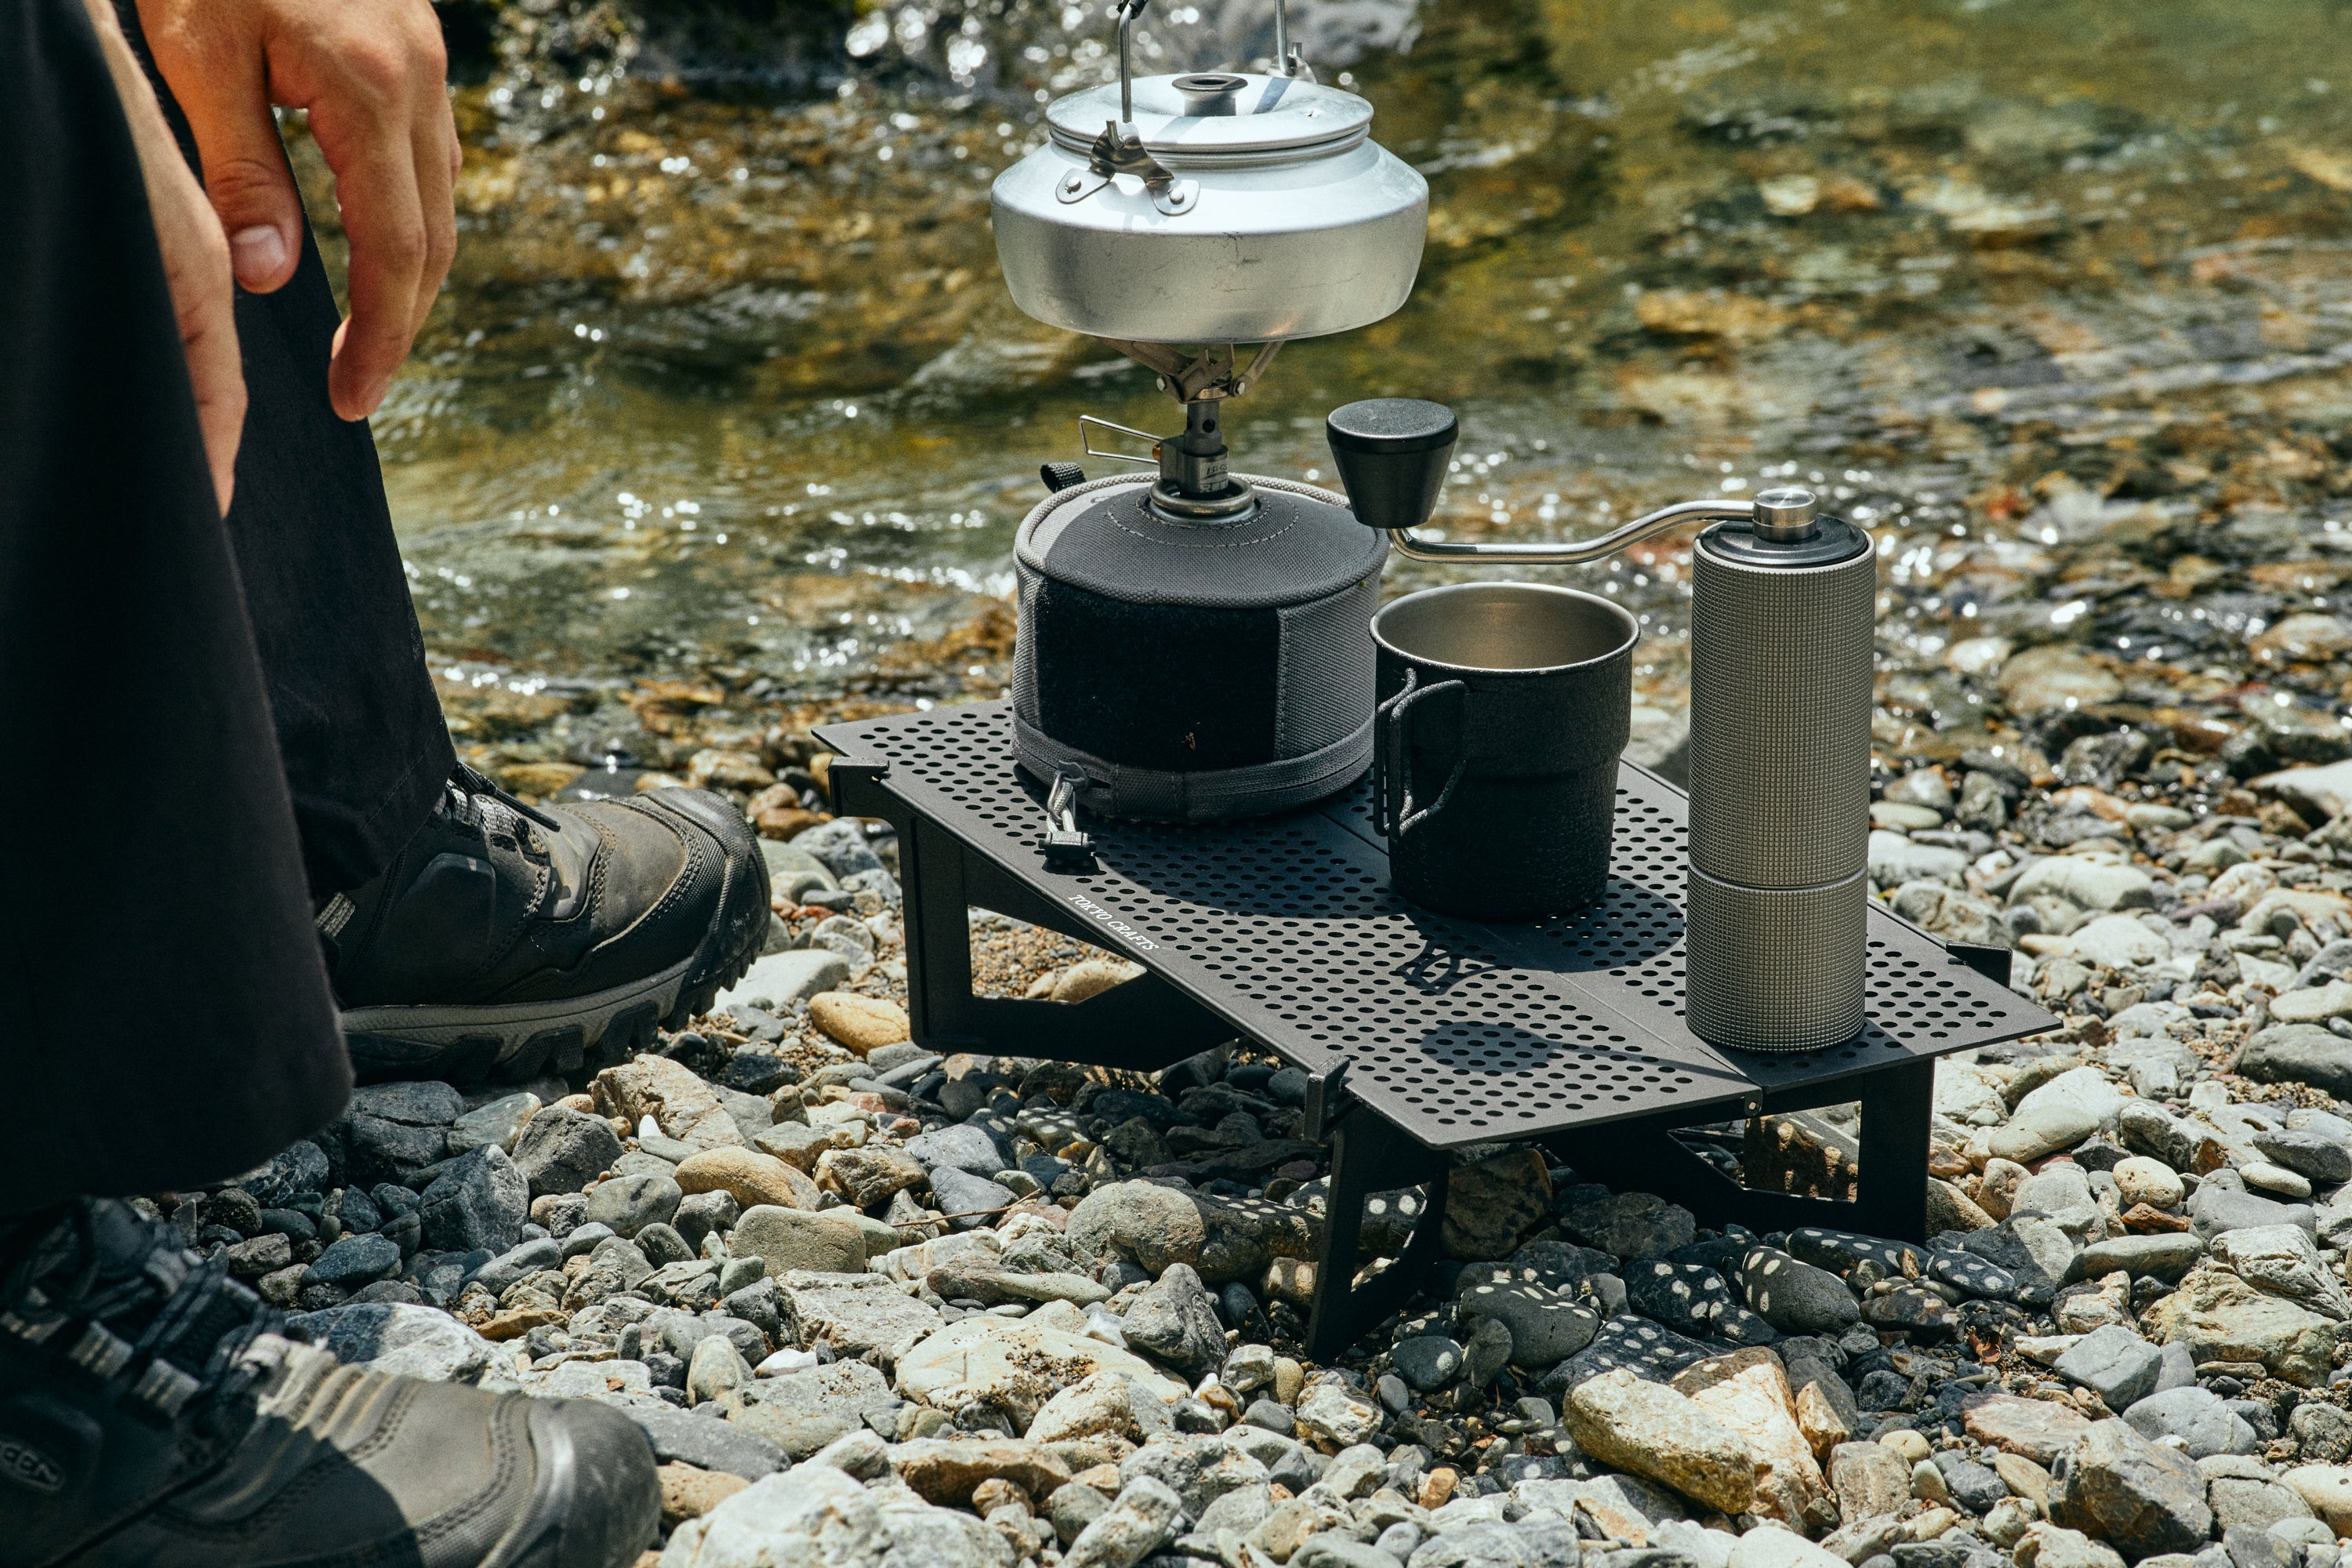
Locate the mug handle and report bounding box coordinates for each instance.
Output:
[1375,668,1468,840]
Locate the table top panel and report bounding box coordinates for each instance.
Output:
[818,703,2055,1149]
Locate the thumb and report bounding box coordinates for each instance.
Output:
[176,70,304,294]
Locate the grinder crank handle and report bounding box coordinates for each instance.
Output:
[1325,397,1821,564]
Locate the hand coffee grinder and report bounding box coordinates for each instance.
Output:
[992,1,1875,1052]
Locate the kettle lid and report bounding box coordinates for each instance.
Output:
[1045,71,1374,164]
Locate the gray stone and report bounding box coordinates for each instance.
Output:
[1628,1261,1779,1345]
[470,1236,563,1297]
[2190,1184,2316,1243]
[1393,1336,1465,1391]
[1065,1475,1181,1568]
[2209,1224,2352,1319]
[307,1232,402,1288]
[1739,1247,1862,1333]
[928,1165,1018,1230]
[2123,1387,2259,1460]
[2292,1403,2352,1465]
[289,1301,498,1383]
[1294,1538,1403,1568]
[711,949,853,1013]
[673,1190,741,1254]
[1454,1278,1601,1367]
[1461,1315,1514,1390]
[2049,1418,2214,1559]
[343,1113,448,1187]
[775,1271,942,1363]
[1932,1452,2009,1514]
[2054,1325,2165,1410]
[448,1092,539,1156]
[2238,1025,2352,1100]
[416,1145,529,1255]
[659,1455,1011,1565]
[2073,1234,2205,1283]
[626,1405,786,1479]
[2211,1482,2315,1536]
[2252,1127,2352,1185]
[1960,1216,2078,1301]
[904,1123,1007,1178]
[508,1105,623,1197]
[1049,1482,1111,1548]
[582,1172,684,1239]
[1563,1192,1697,1260]
[1123,1262,1227,1381]
[350,1080,465,1126]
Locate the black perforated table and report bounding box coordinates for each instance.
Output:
[818,702,2056,1356]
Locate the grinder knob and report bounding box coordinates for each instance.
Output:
[1327,399,1457,533]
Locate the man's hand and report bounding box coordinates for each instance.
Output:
[82,0,245,514]
[136,0,459,422]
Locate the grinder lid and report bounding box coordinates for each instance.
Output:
[1046,72,1374,165]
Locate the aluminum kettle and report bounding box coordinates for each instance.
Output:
[990,0,1427,345]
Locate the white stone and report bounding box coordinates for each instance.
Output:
[2063,916,2171,971]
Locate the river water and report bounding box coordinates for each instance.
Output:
[301,0,2352,773]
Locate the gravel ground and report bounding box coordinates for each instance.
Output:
[139,730,2352,1568]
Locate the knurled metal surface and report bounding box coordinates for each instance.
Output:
[1686,540,1875,889]
[818,702,2057,1146]
[1686,867,1869,1052]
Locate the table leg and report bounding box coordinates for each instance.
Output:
[1305,1115,1449,1362]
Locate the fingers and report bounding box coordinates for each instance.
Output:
[409,93,459,342]
[88,0,247,512]
[140,5,304,294]
[309,82,425,421]
[301,13,452,421]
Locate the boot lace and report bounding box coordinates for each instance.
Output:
[0,1199,286,1423]
[442,761,564,853]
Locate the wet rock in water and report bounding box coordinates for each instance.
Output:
[1442,1148,1555,1260]
[1563,1367,1758,1515]
[1563,1191,1698,1260]
[1122,1263,1228,1381]
[2047,1417,2212,1558]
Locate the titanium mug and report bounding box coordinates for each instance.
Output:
[1370,582,1639,920]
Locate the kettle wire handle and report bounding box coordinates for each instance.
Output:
[1114,0,1148,122]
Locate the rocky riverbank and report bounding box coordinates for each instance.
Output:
[131,710,2352,1568]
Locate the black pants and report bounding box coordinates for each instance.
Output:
[0,0,453,1212]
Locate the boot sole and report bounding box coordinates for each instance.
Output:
[341,808,771,1087]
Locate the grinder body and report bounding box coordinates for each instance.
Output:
[1683,507,1876,1051]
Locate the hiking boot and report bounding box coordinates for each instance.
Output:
[0,1197,659,1568]
[323,764,770,1084]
